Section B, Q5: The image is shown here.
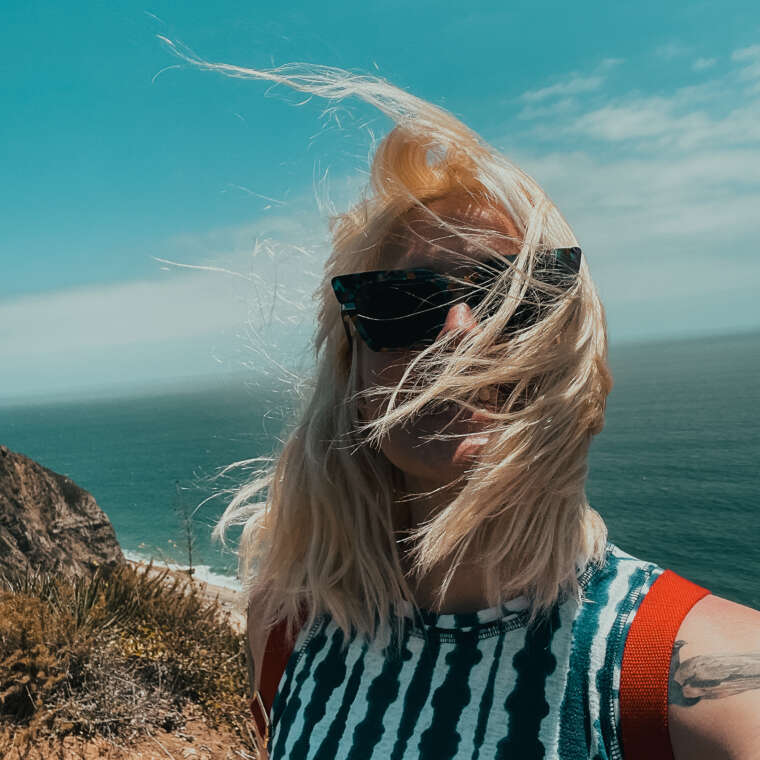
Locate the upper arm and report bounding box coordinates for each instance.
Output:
[668,594,760,760]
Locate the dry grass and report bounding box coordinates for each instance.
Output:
[0,564,256,757]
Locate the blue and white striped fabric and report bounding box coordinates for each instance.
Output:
[269,543,662,760]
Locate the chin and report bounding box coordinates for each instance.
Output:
[383,428,489,487]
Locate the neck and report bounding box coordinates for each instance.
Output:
[393,472,492,614]
[394,473,458,530]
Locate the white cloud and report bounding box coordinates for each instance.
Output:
[505,44,760,342]
[514,148,760,343]
[4,270,275,354]
[516,59,624,121]
[732,44,760,90]
[654,41,688,60]
[520,74,606,103]
[572,98,687,141]
[516,97,578,122]
[531,49,760,151]
[551,68,760,150]
[1,162,374,400]
[1,202,335,400]
[732,44,760,64]
[692,57,717,71]
[569,97,760,149]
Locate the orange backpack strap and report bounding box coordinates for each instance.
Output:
[249,611,307,746]
[619,569,711,760]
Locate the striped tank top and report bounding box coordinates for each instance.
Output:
[269,543,662,760]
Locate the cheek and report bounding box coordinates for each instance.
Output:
[356,348,413,421]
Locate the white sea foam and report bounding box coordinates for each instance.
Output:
[123,550,243,592]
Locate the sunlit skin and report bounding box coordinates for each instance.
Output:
[356,302,492,484]
[353,194,522,611]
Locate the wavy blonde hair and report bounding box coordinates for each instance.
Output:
[162,42,613,674]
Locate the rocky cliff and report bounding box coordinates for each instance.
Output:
[0,445,124,578]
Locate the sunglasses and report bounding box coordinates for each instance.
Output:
[331,247,582,352]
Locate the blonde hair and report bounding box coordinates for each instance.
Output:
[162,42,612,676]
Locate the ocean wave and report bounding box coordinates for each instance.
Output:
[123,550,243,592]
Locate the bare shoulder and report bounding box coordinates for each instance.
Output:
[668,594,760,760]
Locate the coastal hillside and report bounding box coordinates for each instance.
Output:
[0,445,124,578]
[0,447,254,759]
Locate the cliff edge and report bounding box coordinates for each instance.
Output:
[0,445,124,577]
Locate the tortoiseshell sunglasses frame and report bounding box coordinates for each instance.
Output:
[331,246,582,352]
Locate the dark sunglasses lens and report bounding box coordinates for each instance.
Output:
[354,280,454,349]
[343,250,580,350]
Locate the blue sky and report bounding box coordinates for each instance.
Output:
[2,0,759,402]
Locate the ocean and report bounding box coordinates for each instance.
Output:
[1,331,758,608]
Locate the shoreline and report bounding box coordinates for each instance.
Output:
[121,550,243,591]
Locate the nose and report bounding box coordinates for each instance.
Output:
[436,302,477,342]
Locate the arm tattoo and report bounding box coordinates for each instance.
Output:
[669,639,760,707]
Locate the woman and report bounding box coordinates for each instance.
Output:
[191,49,760,760]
